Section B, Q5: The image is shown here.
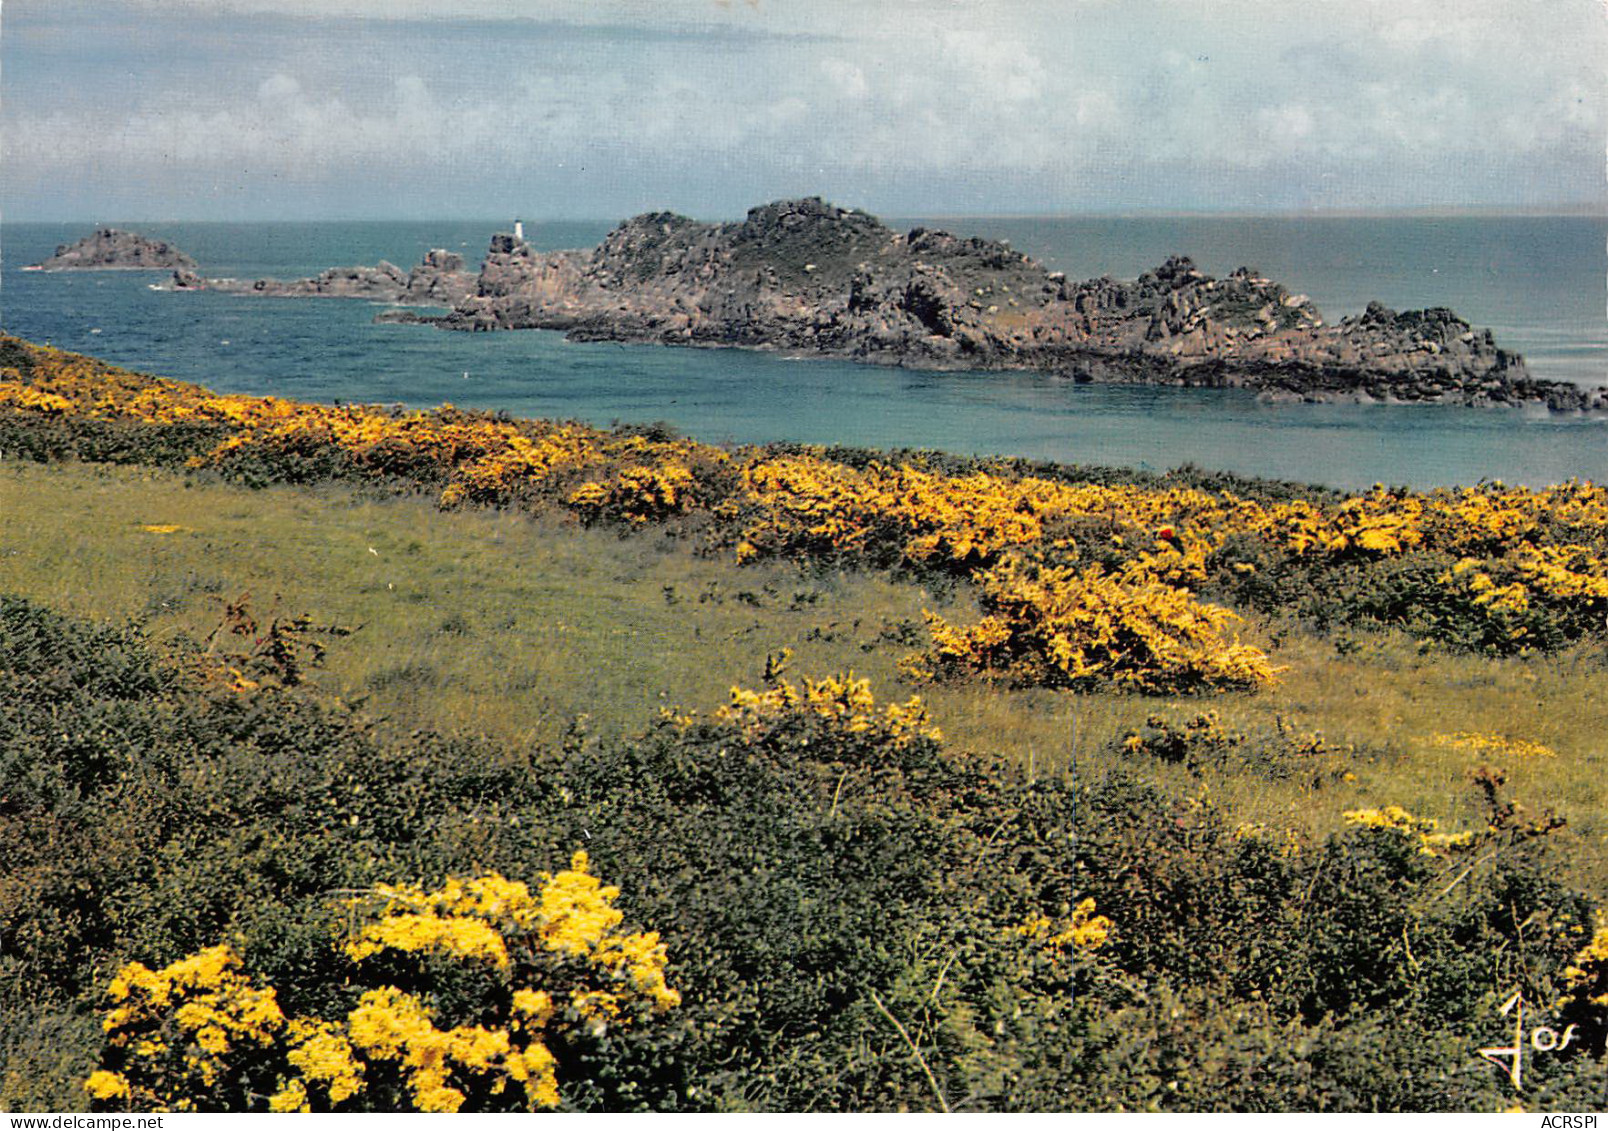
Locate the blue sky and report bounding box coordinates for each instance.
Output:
[3,0,1603,220]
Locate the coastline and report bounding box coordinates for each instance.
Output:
[6,216,1607,492]
[24,205,1607,413]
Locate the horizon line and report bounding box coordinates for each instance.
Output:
[6,203,1606,226]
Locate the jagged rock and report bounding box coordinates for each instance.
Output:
[28,229,197,272]
[419,249,464,273]
[176,248,476,306]
[424,197,1605,413]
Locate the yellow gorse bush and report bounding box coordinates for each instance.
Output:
[338,984,555,1113]
[7,339,1603,570]
[915,556,1277,693]
[7,335,1606,690]
[708,671,944,748]
[0,340,719,515]
[1514,543,1608,601]
[94,945,284,1106]
[567,461,706,524]
[1559,921,1608,1012]
[1015,898,1113,958]
[276,1019,364,1111]
[84,855,678,1113]
[737,455,1237,571]
[1342,805,1477,857]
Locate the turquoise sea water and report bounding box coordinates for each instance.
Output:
[1,216,1604,491]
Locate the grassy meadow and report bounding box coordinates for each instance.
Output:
[4,459,1603,887]
[2,335,1606,1111]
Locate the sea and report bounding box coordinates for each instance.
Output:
[2,215,1604,492]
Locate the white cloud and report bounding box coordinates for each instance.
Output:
[934,29,1048,104]
[820,58,868,100]
[6,0,1604,216]
[257,73,301,101]
[1257,104,1315,145]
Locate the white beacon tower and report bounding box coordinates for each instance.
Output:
[514,219,525,241]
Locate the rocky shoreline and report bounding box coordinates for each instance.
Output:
[38,206,1608,413]
[422,199,1606,413]
[171,248,475,306]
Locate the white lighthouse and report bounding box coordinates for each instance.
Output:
[513,218,525,242]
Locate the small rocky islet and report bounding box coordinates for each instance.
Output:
[171,248,476,307]
[38,200,1608,412]
[26,228,197,272]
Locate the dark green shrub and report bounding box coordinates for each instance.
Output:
[2,592,1602,1112]
[1070,765,1605,1109]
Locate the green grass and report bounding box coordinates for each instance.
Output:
[1096,630,1608,892]
[4,458,1604,892]
[0,461,928,742]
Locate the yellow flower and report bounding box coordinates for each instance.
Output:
[84,1070,131,1102]
[1014,898,1112,957]
[1343,804,1476,856]
[1431,732,1556,760]
[284,1018,365,1106]
[344,911,511,968]
[268,1079,309,1113]
[1558,921,1608,1012]
[916,556,1276,693]
[708,672,942,748]
[81,855,678,1113]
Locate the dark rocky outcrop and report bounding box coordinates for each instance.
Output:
[423,197,1605,413]
[172,248,475,306]
[27,229,197,272]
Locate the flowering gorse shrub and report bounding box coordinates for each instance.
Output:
[735,456,1113,568]
[1557,921,1608,1055]
[707,671,944,748]
[912,556,1277,693]
[567,462,706,524]
[84,858,679,1112]
[1015,898,1112,958]
[1341,805,1478,857]
[4,333,1606,682]
[0,337,728,514]
[83,946,282,1109]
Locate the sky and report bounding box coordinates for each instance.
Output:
[2,0,1604,221]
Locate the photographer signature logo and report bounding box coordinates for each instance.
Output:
[1477,990,1579,1089]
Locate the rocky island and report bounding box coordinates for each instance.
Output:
[38,204,1604,412]
[26,228,197,272]
[420,197,1604,412]
[172,248,475,306]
